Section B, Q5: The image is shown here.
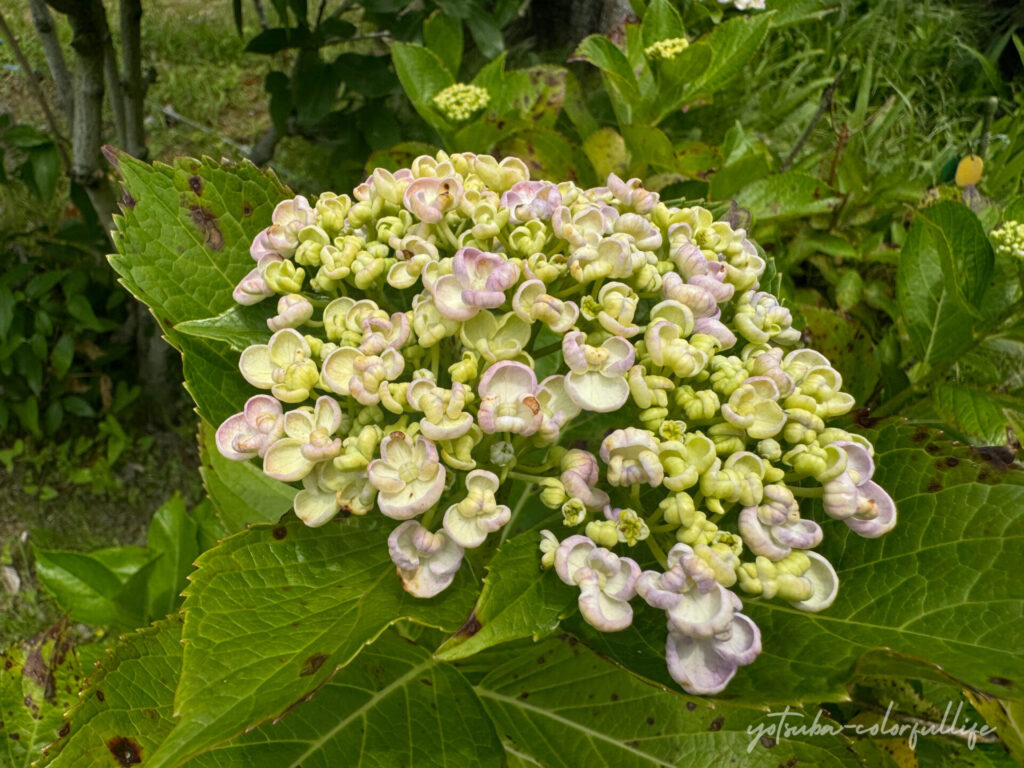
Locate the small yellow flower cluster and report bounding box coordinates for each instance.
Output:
[992,220,1024,261]
[643,37,690,61]
[432,83,491,122]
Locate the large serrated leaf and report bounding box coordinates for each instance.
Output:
[185,631,503,768]
[473,636,866,767]
[570,422,1024,706]
[933,384,1024,445]
[108,152,290,331]
[1,622,84,768]
[40,617,184,768]
[198,421,295,533]
[435,527,576,661]
[144,516,478,768]
[175,304,273,352]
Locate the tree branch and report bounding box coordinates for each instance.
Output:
[0,7,71,170]
[104,33,128,149]
[45,0,117,233]
[26,0,73,123]
[119,0,147,158]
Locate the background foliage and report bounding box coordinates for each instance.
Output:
[1,0,1023,765]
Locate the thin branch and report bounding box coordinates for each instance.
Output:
[0,7,71,170]
[252,0,268,30]
[103,34,128,149]
[781,65,844,172]
[119,0,147,158]
[26,0,73,123]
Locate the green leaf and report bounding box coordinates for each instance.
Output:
[506,65,567,128]
[44,624,503,768]
[496,128,577,183]
[933,384,1024,445]
[28,145,61,202]
[146,494,200,619]
[919,202,995,314]
[175,304,272,352]
[50,333,74,378]
[572,35,639,124]
[199,420,295,533]
[732,171,841,221]
[583,127,630,182]
[1,622,84,768]
[797,304,880,406]
[144,516,478,768]
[186,631,503,767]
[623,124,677,174]
[33,548,155,628]
[572,422,1024,705]
[465,9,504,60]
[109,152,290,331]
[641,0,685,48]
[897,215,976,367]
[390,42,455,134]
[435,527,576,661]
[473,636,866,767]
[180,334,254,426]
[40,618,185,768]
[423,11,463,78]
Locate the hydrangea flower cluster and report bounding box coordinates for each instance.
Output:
[217,151,896,696]
[992,220,1024,261]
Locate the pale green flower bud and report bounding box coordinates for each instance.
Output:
[315,192,351,236]
[783,443,847,482]
[692,537,740,588]
[539,529,559,569]
[262,259,305,294]
[674,385,720,421]
[472,154,529,192]
[347,200,375,229]
[440,428,482,471]
[539,477,568,508]
[449,351,479,383]
[294,225,330,266]
[562,498,588,527]
[585,519,620,548]
[525,252,566,283]
[632,263,662,293]
[782,407,824,445]
[508,221,548,258]
[757,438,782,461]
[708,422,747,456]
[375,211,414,243]
[710,356,747,397]
[350,242,390,290]
[639,407,668,431]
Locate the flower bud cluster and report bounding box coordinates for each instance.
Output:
[216,151,895,695]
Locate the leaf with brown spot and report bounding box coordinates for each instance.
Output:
[1,620,84,767]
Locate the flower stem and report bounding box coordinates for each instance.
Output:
[646,535,668,569]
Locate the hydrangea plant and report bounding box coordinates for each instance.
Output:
[214,151,896,695]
